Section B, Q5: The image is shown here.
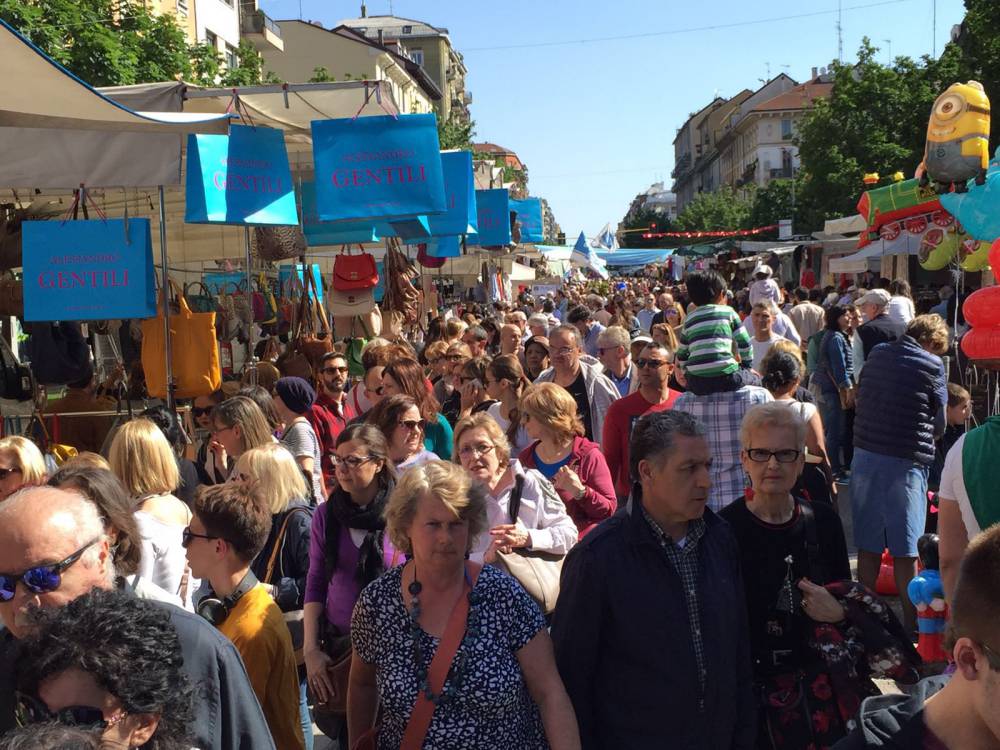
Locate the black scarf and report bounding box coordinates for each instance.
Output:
[324,478,395,588]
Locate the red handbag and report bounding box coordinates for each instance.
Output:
[332,246,378,291]
[416,243,446,269]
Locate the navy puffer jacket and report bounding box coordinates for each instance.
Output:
[854,335,947,465]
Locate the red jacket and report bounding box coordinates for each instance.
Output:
[307,398,354,498]
[519,436,617,538]
[602,389,681,500]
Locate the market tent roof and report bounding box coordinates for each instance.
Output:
[674,243,720,257]
[822,214,867,236]
[828,231,925,274]
[595,248,673,266]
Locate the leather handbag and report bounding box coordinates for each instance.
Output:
[24,322,93,386]
[0,270,23,316]
[263,507,311,666]
[141,280,222,399]
[183,282,216,314]
[332,246,379,291]
[255,273,278,325]
[0,333,33,401]
[328,287,375,318]
[278,272,332,378]
[253,224,307,262]
[492,475,564,615]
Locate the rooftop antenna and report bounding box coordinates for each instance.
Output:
[932,0,937,57]
[883,38,892,62]
[837,0,843,63]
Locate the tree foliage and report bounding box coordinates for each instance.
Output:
[309,66,335,83]
[675,186,752,232]
[438,114,476,151]
[619,206,673,248]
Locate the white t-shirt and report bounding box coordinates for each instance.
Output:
[939,433,982,538]
[134,509,199,611]
[281,419,324,502]
[750,334,784,372]
[887,296,916,328]
[487,401,533,453]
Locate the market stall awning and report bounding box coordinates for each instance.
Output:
[0,20,229,134]
[828,231,926,274]
[595,248,674,266]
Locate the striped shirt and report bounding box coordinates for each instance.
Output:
[676,305,753,377]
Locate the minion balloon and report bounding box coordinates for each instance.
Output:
[918,81,991,194]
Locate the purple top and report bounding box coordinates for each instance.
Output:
[305,500,400,633]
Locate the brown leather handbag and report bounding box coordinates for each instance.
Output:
[278,271,332,379]
[0,270,23,316]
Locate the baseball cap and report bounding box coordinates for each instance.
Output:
[858,289,891,307]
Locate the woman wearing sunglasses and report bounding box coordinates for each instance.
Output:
[206,396,276,485]
[0,437,47,503]
[302,424,400,746]
[367,395,439,472]
[15,587,194,750]
[381,358,453,460]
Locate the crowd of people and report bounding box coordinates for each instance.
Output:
[0,261,998,750]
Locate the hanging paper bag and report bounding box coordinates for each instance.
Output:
[22,219,156,322]
[428,150,478,237]
[141,280,222,399]
[332,247,379,291]
[468,189,512,247]
[185,124,298,225]
[310,113,447,222]
[510,197,544,243]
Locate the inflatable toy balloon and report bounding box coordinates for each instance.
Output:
[875,549,898,596]
[959,237,992,271]
[939,148,1000,242]
[863,172,881,185]
[856,178,941,248]
[918,226,962,270]
[918,80,990,194]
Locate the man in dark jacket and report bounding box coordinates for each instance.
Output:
[834,523,1000,748]
[0,486,275,750]
[850,315,949,634]
[857,289,905,361]
[552,410,755,749]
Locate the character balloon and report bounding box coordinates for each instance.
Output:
[918,81,990,194]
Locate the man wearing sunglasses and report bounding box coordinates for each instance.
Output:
[602,343,682,503]
[835,523,1000,749]
[0,485,276,750]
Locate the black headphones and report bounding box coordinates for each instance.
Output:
[196,570,259,626]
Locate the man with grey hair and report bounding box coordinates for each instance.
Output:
[527,312,550,338]
[535,324,619,447]
[0,486,275,750]
[597,325,638,397]
[552,410,755,749]
[858,288,905,360]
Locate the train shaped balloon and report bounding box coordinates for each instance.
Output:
[918,81,991,194]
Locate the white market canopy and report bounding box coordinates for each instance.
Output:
[828,231,927,274]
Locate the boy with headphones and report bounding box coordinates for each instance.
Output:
[186,483,305,750]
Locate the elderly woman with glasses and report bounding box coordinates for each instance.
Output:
[453,413,577,563]
[302,424,400,746]
[367,395,440,472]
[347,460,580,750]
[719,403,912,749]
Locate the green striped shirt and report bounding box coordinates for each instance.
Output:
[676,304,753,377]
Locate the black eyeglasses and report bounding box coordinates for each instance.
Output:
[15,692,127,731]
[322,366,349,375]
[191,406,213,418]
[0,538,101,602]
[0,466,22,480]
[331,455,374,470]
[181,527,222,548]
[745,448,801,463]
[635,358,668,368]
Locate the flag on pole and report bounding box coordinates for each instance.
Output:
[571,231,609,279]
[591,223,619,251]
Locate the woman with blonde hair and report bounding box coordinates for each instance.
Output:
[453,413,576,562]
[205,396,275,483]
[348,460,580,750]
[0,436,46,501]
[239,443,315,749]
[485,355,533,452]
[517,383,616,538]
[109,418,195,609]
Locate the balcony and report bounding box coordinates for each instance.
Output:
[240,3,284,52]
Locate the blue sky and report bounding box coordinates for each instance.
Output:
[259,0,966,240]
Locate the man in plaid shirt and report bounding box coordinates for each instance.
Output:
[674,384,773,511]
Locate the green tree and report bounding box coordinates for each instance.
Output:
[951,0,1000,146]
[747,179,799,236]
[220,39,265,87]
[674,186,752,232]
[439,114,476,150]
[188,42,221,87]
[619,206,673,248]
[0,0,191,86]
[795,38,964,231]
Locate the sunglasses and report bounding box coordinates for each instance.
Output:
[16,692,127,731]
[331,454,374,470]
[191,406,213,418]
[635,358,667,368]
[399,419,426,431]
[181,527,222,548]
[0,466,22,480]
[745,448,801,464]
[0,538,101,602]
[322,366,349,375]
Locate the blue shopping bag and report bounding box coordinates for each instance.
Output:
[185,124,298,225]
[426,236,462,258]
[22,219,156,322]
[311,114,446,222]
[301,181,381,246]
[511,198,544,243]
[469,189,511,246]
[428,151,478,237]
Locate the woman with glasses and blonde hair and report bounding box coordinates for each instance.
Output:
[238,442,316,749]
[108,418,196,609]
[517,383,616,539]
[0,436,47,502]
[205,396,275,483]
[303,423,399,746]
[367,394,439,472]
[453,413,576,562]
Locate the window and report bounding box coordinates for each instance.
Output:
[225,44,238,70]
[402,25,412,34]
[205,30,218,50]
[410,49,424,66]
[176,0,188,15]
[781,119,793,140]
